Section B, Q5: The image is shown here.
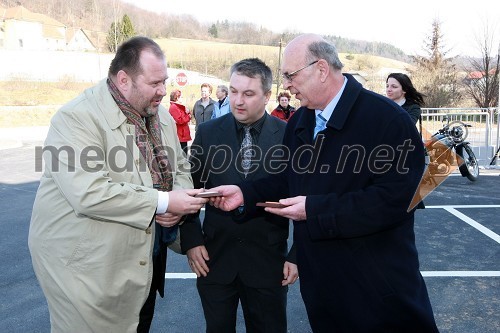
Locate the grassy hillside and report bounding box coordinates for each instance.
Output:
[157,37,411,81]
[1,38,411,127]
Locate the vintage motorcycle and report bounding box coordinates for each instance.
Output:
[424,116,479,182]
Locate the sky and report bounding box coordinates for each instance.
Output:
[122,0,500,57]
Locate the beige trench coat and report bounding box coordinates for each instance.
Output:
[28,79,193,333]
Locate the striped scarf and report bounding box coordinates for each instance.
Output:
[107,78,173,192]
[107,78,177,250]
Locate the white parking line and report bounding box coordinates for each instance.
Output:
[169,205,500,280]
[165,273,196,279]
[166,271,500,279]
[426,205,500,208]
[440,207,500,244]
[421,271,500,277]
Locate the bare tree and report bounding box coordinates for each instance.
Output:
[463,23,500,108]
[409,19,462,108]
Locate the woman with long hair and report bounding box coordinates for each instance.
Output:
[386,73,425,125]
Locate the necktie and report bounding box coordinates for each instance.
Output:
[241,126,252,177]
[314,113,327,139]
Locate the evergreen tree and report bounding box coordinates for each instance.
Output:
[122,14,135,40]
[106,14,136,52]
[208,24,218,38]
[409,19,462,108]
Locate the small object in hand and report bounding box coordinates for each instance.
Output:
[195,191,223,198]
[256,201,288,208]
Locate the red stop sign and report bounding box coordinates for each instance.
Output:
[175,72,188,86]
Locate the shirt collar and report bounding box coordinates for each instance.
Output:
[315,76,348,121]
[235,111,267,134]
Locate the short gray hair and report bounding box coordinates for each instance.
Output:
[307,40,343,70]
[217,85,229,96]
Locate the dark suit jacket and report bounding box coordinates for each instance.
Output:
[180,112,296,289]
[239,75,438,332]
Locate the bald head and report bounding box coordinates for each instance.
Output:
[281,34,345,110]
[284,34,343,71]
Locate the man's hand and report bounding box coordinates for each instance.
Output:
[167,189,208,215]
[282,261,299,286]
[186,245,210,277]
[207,185,244,211]
[155,212,182,227]
[265,196,307,221]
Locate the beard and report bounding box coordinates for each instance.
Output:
[130,82,161,117]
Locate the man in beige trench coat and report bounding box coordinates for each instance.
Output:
[28,37,207,332]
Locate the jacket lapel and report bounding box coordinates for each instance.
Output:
[294,108,315,144]
[89,80,154,188]
[326,74,362,131]
[214,115,244,181]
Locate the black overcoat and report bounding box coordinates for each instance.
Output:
[240,74,438,332]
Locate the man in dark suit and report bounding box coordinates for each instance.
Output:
[209,35,439,332]
[180,58,298,333]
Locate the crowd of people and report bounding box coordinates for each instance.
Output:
[29,34,437,333]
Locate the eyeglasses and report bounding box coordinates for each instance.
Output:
[281,60,319,82]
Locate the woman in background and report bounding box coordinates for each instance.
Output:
[168,89,191,154]
[387,73,426,209]
[271,91,296,122]
[386,73,425,126]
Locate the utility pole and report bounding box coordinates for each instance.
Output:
[276,37,284,100]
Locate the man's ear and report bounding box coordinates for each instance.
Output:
[116,70,131,91]
[264,90,272,104]
[317,59,330,82]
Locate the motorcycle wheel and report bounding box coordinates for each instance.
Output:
[458,144,479,181]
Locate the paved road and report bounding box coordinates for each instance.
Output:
[0,137,499,332]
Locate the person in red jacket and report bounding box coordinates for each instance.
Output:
[168,89,192,154]
[271,91,296,122]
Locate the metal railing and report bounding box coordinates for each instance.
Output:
[421,108,499,165]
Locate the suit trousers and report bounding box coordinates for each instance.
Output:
[137,254,162,333]
[197,275,288,333]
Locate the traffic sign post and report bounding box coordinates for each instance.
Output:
[175,72,188,86]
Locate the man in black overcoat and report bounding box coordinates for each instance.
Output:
[209,34,439,333]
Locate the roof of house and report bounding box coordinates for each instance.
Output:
[83,29,108,50]
[3,6,66,39]
[467,68,497,80]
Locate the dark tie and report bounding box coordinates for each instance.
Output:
[241,126,252,177]
[314,113,327,139]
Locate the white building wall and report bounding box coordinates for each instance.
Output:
[4,20,43,50]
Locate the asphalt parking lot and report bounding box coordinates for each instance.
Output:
[0,136,499,332]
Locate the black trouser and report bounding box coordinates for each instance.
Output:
[197,275,288,333]
[180,142,188,155]
[137,254,163,333]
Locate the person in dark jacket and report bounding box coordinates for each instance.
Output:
[208,34,438,333]
[271,91,296,122]
[192,83,216,130]
[181,58,298,333]
[386,72,425,125]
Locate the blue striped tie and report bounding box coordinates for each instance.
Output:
[314,113,327,139]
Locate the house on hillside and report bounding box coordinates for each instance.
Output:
[66,28,96,52]
[347,72,367,86]
[0,5,66,50]
[83,29,109,52]
[0,5,100,52]
[464,68,498,86]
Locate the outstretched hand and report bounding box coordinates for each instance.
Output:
[167,188,208,215]
[206,185,244,211]
[265,196,307,221]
